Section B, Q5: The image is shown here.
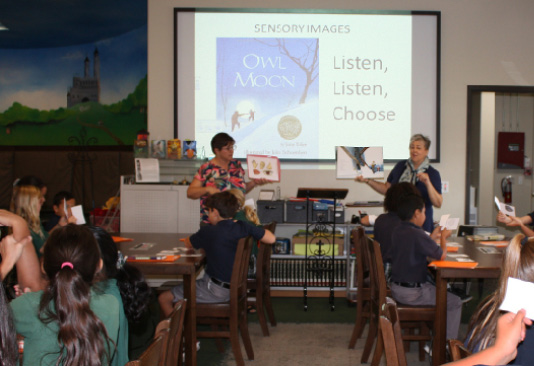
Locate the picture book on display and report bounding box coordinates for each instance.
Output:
[246,154,281,182]
[336,146,384,179]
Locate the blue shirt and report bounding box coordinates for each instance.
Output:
[390,221,442,283]
[190,220,265,283]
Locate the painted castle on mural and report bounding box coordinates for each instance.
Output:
[67,48,101,107]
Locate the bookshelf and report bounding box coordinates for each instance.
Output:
[270,223,361,299]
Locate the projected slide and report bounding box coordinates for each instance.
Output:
[176,10,439,161]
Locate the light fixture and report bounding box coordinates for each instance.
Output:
[0,21,8,31]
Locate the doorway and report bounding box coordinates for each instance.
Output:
[466,86,534,235]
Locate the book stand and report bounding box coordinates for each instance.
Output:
[296,188,348,311]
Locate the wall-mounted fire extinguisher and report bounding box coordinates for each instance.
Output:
[501,176,513,204]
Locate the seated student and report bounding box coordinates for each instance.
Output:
[465,234,534,365]
[90,226,152,366]
[445,309,531,366]
[389,193,462,340]
[10,225,120,366]
[10,185,48,258]
[228,188,261,226]
[497,210,534,237]
[158,191,276,317]
[373,183,441,271]
[44,191,77,233]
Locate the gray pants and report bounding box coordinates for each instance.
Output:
[171,275,230,303]
[390,282,462,340]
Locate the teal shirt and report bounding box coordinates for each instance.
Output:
[11,289,119,366]
[96,279,129,366]
[30,225,48,258]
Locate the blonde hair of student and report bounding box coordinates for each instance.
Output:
[10,185,44,238]
[466,234,534,351]
[228,188,260,225]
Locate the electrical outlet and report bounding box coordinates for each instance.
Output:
[442,181,449,193]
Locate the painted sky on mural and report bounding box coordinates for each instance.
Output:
[0,25,147,112]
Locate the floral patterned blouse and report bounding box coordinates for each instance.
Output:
[194,159,246,222]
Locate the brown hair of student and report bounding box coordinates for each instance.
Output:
[205,191,240,219]
[39,224,113,366]
[383,182,421,213]
[465,234,534,351]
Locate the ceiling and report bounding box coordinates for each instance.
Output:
[0,0,147,49]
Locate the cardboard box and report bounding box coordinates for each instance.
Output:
[257,200,284,224]
[292,234,344,256]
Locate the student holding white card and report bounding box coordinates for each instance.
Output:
[44,191,77,233]
[465,234,534,365]
[497,210,534,237]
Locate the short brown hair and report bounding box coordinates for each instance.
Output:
[205,191,240,219]
[210,133,235,154]
[410,134,431,150]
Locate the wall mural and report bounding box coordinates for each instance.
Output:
[0,25,147,147]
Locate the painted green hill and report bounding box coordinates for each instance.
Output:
[0,75,147,146]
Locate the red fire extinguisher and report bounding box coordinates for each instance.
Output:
[501,176,512,204]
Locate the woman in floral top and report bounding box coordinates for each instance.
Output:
[187,133,267,223]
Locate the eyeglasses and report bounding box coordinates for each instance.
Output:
[222,145,236,151]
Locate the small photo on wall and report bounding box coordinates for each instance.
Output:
[336,146,384,179]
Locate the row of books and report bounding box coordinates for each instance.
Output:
[134,139,198,159]
[269,258,347,287]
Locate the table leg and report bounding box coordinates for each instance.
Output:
[433,270,447,366]
[183,273,197,366]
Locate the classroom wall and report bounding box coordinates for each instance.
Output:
[147,0,534,223]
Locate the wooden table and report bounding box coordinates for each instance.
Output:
[432,237,504,366]
[117,232,205,366]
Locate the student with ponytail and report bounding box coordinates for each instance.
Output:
[465,234,534,365]
[10,224,119,366]
[90,226,151,366]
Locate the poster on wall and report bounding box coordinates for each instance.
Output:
[0,25,147,147]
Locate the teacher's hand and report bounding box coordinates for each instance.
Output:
[205,186,220,195]
[253,178,270,187]
[497,211,513,224]
[355,175,368,183]
[416,172,431,184]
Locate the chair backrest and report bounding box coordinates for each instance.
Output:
[448,339,472,361]
[379,297,407,366]
[351,227,370,293]
[257,222,277,286]
[126,328,169,366]
[231,235,255,309]
[155,300,187,366]
[366,236,388,309]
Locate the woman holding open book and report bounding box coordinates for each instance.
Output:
[355,133,442,232]
[187,132,268,224]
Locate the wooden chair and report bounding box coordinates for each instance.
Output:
[348,227,371,348]
[125,327,170,366]
[379,297,407,366]
[247,221,277,336]
[155,299,187,366]
[196,236,255,366]
[362,237,435,365]
[448,339,472,361]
